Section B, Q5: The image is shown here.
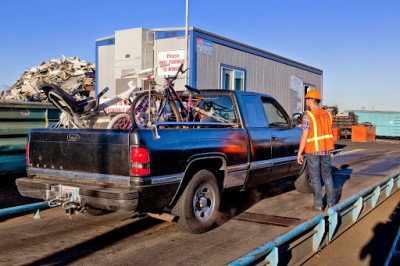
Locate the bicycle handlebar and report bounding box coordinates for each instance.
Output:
[88,87,109,113]
[166,63,188,82]
[97,87,109,98]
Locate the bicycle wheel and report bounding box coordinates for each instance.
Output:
[107,113,133,130]
[131,91,181,127]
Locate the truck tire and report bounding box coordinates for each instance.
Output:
[172,169,221,234]
[294,165,313,194]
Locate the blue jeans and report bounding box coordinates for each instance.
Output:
[306,154,335,208]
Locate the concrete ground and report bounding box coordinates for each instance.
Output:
[0,139,400,265]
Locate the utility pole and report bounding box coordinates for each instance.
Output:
[185,0,189,85]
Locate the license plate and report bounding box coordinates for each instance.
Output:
[61,186,80,202]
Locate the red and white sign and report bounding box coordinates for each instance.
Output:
[100,99,130,113]
[157,50,186,76]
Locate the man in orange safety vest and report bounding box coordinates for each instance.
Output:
[297,90,335,211]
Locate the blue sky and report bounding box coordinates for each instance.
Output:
[1,0,399,112]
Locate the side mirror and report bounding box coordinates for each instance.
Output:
[291,113,302,127]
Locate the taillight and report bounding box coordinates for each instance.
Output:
[130,147,150,176]
[26,141,29,166]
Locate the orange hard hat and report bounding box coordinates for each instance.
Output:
[305,90,321,100]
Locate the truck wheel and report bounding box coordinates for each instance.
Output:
[172,169,221,234]
[294,165,313,194]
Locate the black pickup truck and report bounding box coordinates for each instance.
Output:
[17,90,311,233]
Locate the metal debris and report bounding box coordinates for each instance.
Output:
[322,105,339,116]
[1,56,95,102]
[334,112,359,128]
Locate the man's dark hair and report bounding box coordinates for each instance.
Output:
[312,98,321,104]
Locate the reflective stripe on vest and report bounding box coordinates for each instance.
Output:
[306,111,334,152]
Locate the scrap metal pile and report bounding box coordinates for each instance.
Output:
[0,56,95,102]
[322,105,339,116]
[323,105,360,138]
[323,105,359,128]
[333,112,359,129]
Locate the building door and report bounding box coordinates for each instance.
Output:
[304,84,316,112]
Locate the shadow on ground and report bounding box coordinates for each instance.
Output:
[217,178,296,225]
[331,164,352,204]
[360,199,400,265]
[28,216,161,265]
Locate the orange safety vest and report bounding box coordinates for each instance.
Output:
[305,108,334,154]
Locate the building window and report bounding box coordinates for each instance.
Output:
[223,69,232,90]
[220,64,246,91]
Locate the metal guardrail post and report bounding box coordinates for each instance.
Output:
[273,214,325,265]
[370,186,381,207]
[394,174,400,191]
[358,186,380,214]
[383,178,394,198]
[374,177,394,200]
[33,209,42,219]
[263,247,278,266]
[312,218,326,251]
[327,195,362,242]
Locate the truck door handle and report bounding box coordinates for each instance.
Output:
[272,136,278,141]
[67,134,80,142]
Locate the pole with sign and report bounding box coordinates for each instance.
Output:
[185,0,189,85]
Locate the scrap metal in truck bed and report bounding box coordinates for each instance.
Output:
[16,90,312,233]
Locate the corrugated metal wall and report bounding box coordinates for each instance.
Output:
[98,44,115,95]
[196,42,322,112]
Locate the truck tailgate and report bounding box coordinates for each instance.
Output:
[28,128,130,176]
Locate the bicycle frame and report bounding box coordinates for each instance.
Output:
[162,72,203,123]
[138,65,189,124]
[130,63,210,127]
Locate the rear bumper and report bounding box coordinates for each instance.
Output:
[16,177,138,211]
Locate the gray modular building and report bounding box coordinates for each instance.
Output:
[96,27,323,115]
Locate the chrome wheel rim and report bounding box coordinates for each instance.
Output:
[193,183,215,222]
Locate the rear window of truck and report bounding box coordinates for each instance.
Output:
[192,96,237,123]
